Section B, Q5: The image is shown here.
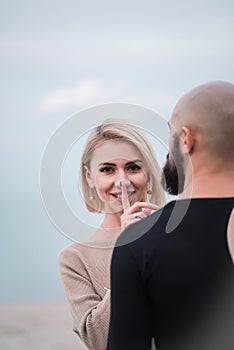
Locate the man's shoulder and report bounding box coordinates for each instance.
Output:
[116,201,176,249]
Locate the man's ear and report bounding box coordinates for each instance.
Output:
[84,165,95,188]
[180,127,194,154]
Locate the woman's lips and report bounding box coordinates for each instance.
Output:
[110,191,135,202]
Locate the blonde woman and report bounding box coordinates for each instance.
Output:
[58,119,165,349]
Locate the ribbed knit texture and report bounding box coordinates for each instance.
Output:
[58,241,114,350]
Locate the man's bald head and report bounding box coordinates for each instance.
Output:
[171,81,234,161]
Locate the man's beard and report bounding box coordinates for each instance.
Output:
[161,134,185,195]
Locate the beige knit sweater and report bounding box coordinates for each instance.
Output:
[58,240,156,350]
[58,240,114,350]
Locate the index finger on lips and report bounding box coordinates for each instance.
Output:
[121,182,131,212]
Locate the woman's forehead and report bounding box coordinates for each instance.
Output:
[90,140,143,165]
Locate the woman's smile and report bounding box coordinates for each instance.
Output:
[109,190,136,203]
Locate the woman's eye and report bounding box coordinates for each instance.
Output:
[127,164,141,171]
[99,167,114,173]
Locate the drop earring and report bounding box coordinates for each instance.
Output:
[89,189,95,200]
[146,185,152,202]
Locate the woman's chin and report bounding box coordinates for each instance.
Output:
[104,201,124,214]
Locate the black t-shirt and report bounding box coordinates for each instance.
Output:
[108,198,234,350]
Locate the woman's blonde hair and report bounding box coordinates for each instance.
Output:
[80,119,166,213]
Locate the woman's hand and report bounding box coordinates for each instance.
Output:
[120,183,159,230]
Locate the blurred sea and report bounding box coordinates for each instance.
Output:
[1,193,71,303]
[1,194,89,349]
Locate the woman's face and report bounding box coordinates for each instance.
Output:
[86,140,149,213]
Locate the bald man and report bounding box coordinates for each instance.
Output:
[107,81,234,350]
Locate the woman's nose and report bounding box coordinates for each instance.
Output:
[114,178,131,188]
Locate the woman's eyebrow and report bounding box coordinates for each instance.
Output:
[98,162,116,166]
[98,160,143,167]
[125,160,143,165]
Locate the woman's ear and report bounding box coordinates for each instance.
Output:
[84,165,95,188]
[180,126,194,154]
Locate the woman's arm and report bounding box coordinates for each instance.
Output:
[58,246,111,350]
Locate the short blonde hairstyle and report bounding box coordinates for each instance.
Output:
[80,119,166,213]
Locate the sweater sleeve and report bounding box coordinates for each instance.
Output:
[58,245,111,350]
